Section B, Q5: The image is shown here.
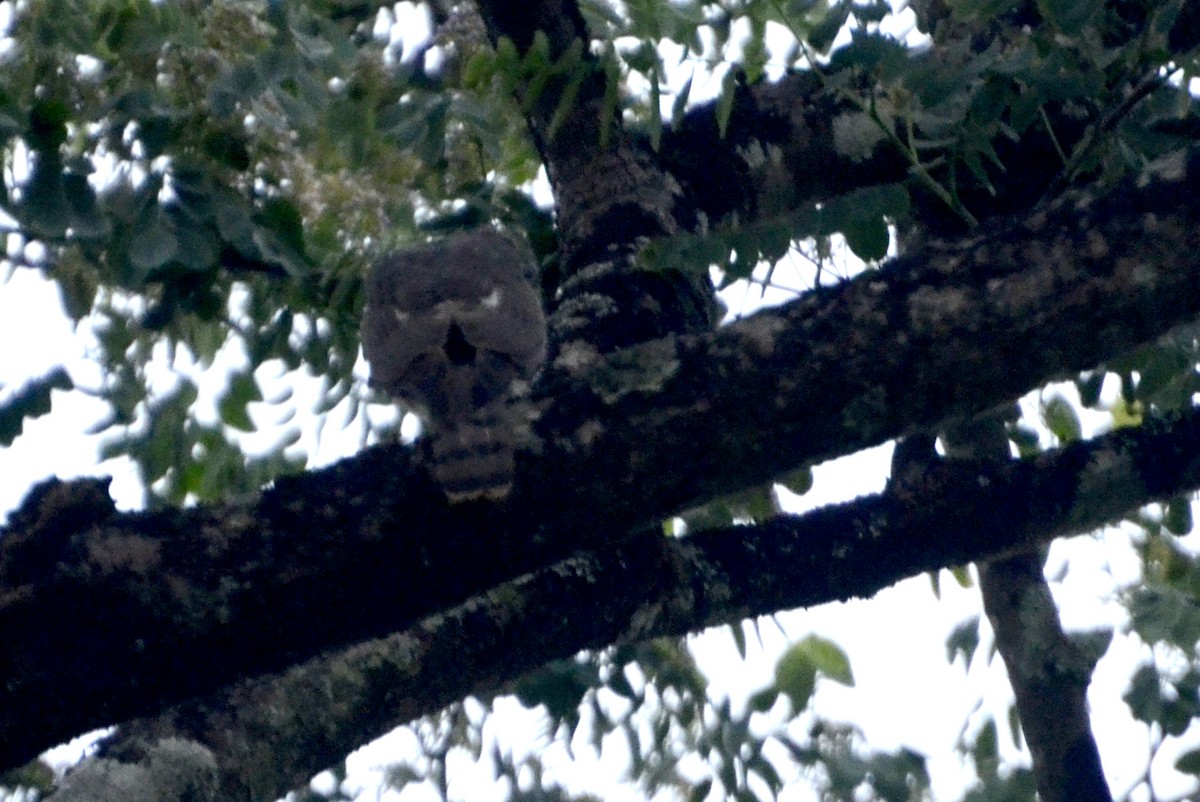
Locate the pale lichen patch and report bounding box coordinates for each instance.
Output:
[735,314,787,359]
[736,139,768,169]
[1115,256,1159,289]
[1139,150,1188,187]
[573,418,606,447]
[988,263,1057,316]
[87,533,162,576]
[626,601,666,641]
[1085,230,1110,260]
[908,285,973,335]
[558,259,622,294]
[831,111,885,162]
[553,340,602,375]
[553,292,619,328]
[591,337,681,404]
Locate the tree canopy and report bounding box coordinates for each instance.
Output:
[2,0,1200,800]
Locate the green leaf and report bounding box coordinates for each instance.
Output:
[730,622,748,659]
[608,667,636,699]
[679,498,735,531]
[1036,0,1101,33]
[715,69,738,138]
[949,565,973,588]
[0,367,74,446]
[106,3,169,56]
[806,2,850,53]
[797,634,855,685]
[1176,748,1200,775]
[1069,629,1113,669]
[742,24,769,84]
[688,778,714,802]
[777,466,813,496]
[172,225,220,272]
[1041,394,1081,443]
[514,659,599,723]
[63,173,110,238]
[56,252,100,320]
[1006,422,1041,457]
[129,217,179,271]
[599,52,622,149]
[774,634,854,711]
[0,89,21,139]
[254,197,309,274]
[773,647,817,711]
[1075,371,1106,407]
[671,73,694,124]
[21,150,70,237]
[1136,346,1192,406]
[842,215,890,261]
[648,65,663,152]
[975,718,999,764]
[946,616,980,664]
[748,687,778,713]
[259,198,305,254]
[218,372,262,433]
[546,50,588,143]
[1164,497,1194,536]
[0,758,56,793]
[1129,587,1200,647]
[27,98,70,150]
[209,63,264,118]
[215,196,258,256]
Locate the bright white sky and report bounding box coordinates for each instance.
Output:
[2,2,1200,801]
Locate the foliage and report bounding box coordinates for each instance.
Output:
[2,0,1200,800]
[0,367,73,447]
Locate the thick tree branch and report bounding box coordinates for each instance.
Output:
[474,0,716,359]
[101,405,1200,801]
[2,147,1200,768]
[980,556,1113,802]
[661,32,1196,236]
[895,8,1166,796]
[943,418,1112,802]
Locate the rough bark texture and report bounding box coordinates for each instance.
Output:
[660,0,1200,239]
[6,0,1200,797]
[895,1,1195,793]
[3,149,1200,773]
[943,418,1112,802]
[979,558,1113,802]
[475,0,717,363]
[98,405,1200,800]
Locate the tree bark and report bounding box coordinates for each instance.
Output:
[3,148,1200,768]
[943,418,1112,802]
[95,405,1200,800]
[475,0,717,362]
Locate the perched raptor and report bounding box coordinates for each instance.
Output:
[361,228,546,501]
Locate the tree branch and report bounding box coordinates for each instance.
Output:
[943,417,1112,802]
[660,31,1196,236]
[979,556,1113,802]
[474,0,717,359]
[101,404,1200,801]
[3,147,1200,768]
